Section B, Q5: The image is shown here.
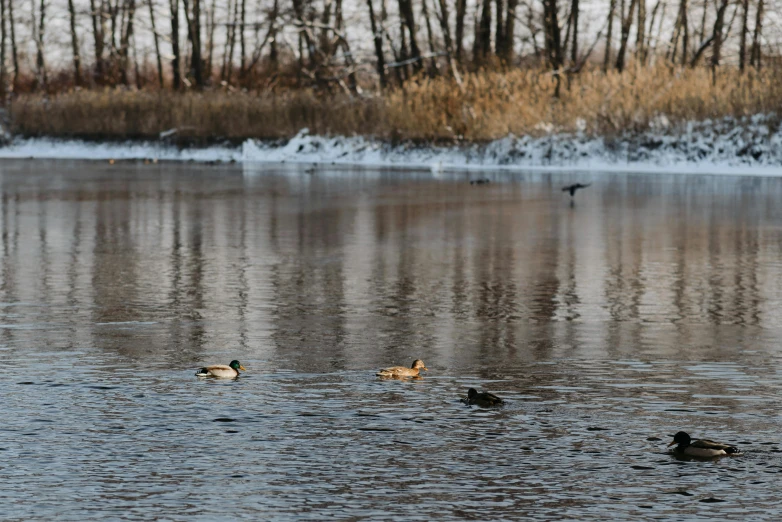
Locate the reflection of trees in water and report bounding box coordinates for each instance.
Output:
[267,178,353,371]
[3,166,782,371]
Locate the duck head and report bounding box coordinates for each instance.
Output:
[229,360,247,372]
[668,431,691,447]
[411,359,428,371]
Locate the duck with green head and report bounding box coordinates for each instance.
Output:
[667,431,739,457]
[195,360,246,379]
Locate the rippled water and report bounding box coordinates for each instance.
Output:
[3,161,782,520]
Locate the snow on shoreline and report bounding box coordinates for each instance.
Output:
[1,116,781,176]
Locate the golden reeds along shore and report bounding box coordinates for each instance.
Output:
[9,66,782,144]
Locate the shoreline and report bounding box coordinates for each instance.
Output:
[1,123,781,177]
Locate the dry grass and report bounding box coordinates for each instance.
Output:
[10,63,782,143]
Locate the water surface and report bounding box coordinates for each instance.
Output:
[2,161,782,520]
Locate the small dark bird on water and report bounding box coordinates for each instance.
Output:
[470,178,490,185]
[461,388,504,407]
[562,183,591,197]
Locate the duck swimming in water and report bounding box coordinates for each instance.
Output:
[667,431,739,457]
[462,388,504,407]
[376,359,428,378]
[195,360,246,378]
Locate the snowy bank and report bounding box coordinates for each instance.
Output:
[2,115,781,176]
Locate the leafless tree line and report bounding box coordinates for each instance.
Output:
[0,0,774,94]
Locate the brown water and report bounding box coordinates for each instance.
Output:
[2,160,782,520]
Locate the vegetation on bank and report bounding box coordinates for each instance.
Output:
[9,65,782,144]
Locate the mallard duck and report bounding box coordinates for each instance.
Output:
[376,359,427,378]
[195,360,246,378]
[667,431,739,457]
[462,388,504,407]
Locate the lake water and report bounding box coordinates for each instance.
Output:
[2,160,782,520]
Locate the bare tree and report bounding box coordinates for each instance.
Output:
[119,0,136,86]
[421,0,437,73]
[238,0,246,79]
[502,0,518,62]
[0,0,6,95]
[476,0,491,61]
[570,0,579,64]
[615,0,637,72]
[749,0,763,69]
[170,0,182,89]
[710,0,729,82]
[603,0,616,71]
[89,0,105,80]
[67,0,82,86]
[148,0,164,87]
[31,0,48,90]
[738,0,749,71]
[366,0,386,86]
[191,0,203,86]
[542,0,563,95]
[435,0,463,83]
[398,0,423,71]
[635,0,645,62]
[495,0,505,60]
[8,0,17,89]
[454,0,466,61]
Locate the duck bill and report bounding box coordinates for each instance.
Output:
[667,441,676,447]
[422,367,428,371]
[239,365,247,371]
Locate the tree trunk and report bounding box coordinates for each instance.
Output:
[680,0,688,64]
[644,0,660,61]
[397,0,422,72]
[190,0,203,87]
[148,0,164,87]
[502,0,518,62]
[738,0,749,71]
[238,0,246,78]
[635,0,645,63]
[454,0,466,61]
[268,0,278,67]
[226,0,238,81]
[749,0,763,69]
[710,0,729,83]
[67,0,82,86]
[366,0,386,87]
[476,0,491,61]
[435,0,463,84]
[570,0,579,64]
[615,0,637,72]
[170,0,181,89]
[603,0,615,71]
[8,0,16,89]
[205,0,216,77]
[33,0,47,90]
[89,0,104,80]
[421,0,437,73]
[495,0,505,60]
[119,0,136,86]
[0,0,6,96]
[542,0,563,95]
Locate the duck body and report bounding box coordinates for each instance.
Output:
[376,359,427,378]
[196,360,246,378]
[562,183,591,197]
[668,431,739,457]
[463,388,504,407]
